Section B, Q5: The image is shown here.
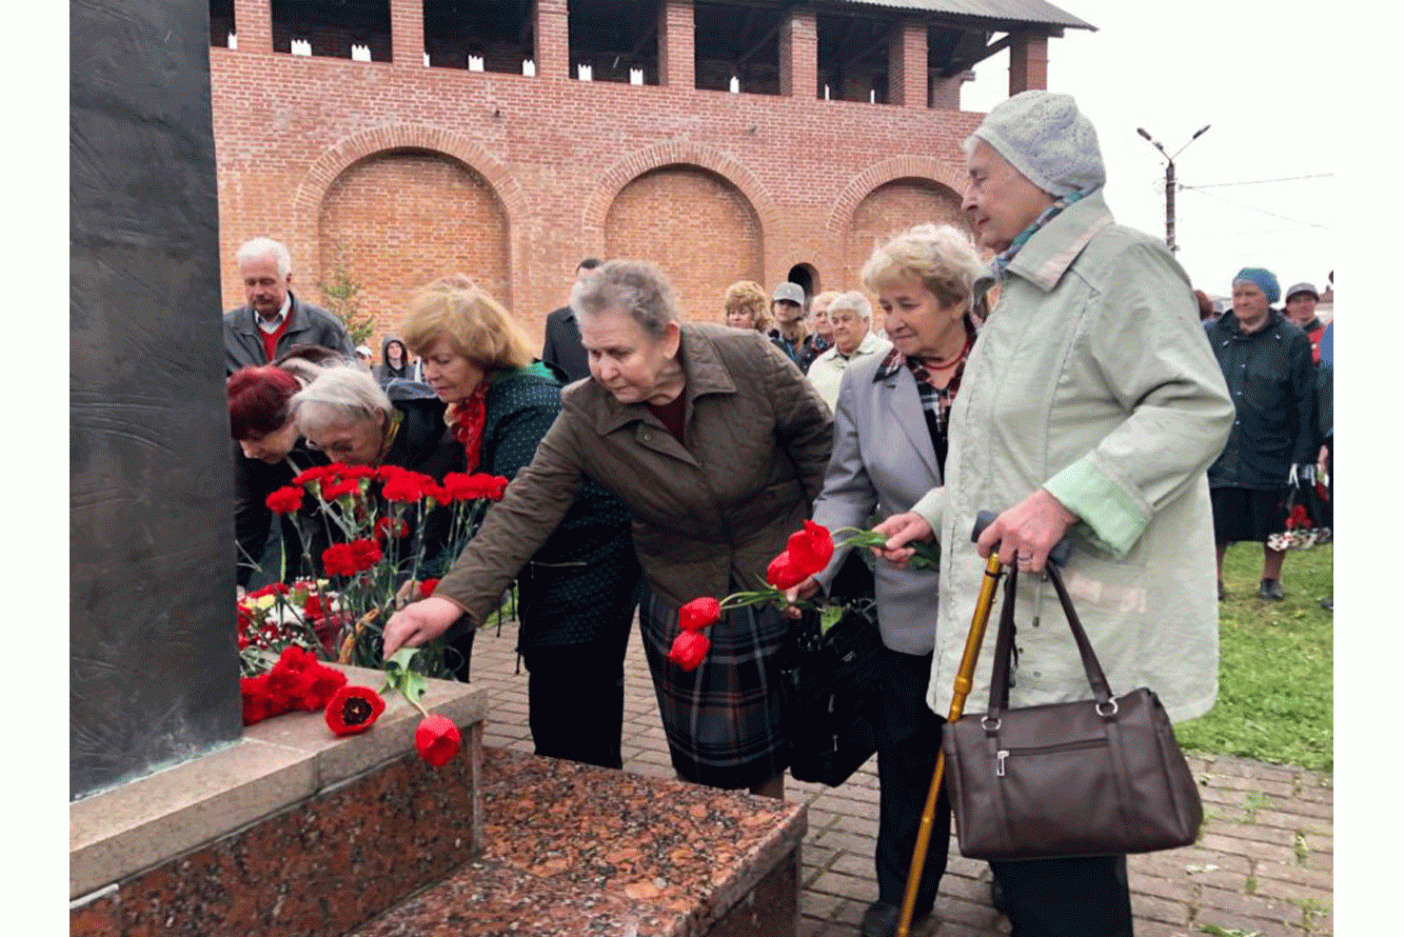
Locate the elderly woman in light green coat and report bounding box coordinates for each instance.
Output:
[877,91,1234,937]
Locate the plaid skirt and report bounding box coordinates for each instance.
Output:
[639,584,792,790]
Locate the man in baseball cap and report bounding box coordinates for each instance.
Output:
[1284,282,1325,364]
[769,281,808,366]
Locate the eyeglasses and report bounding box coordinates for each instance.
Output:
[306,438,361,456]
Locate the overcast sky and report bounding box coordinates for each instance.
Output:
[960,0,1335,301]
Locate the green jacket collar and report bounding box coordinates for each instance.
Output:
[1004,189,1116,293]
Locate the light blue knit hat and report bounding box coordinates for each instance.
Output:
[970,91,1106,197]
[1232,267,1280,304]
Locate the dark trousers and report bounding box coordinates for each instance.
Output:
[521,625,632,770]
[870,646,949,915]
[990,854,1134,937]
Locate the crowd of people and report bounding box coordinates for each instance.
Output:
[222,90,1333,937]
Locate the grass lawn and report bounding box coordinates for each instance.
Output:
[1173,541,1334,772]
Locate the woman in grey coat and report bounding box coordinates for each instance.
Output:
[787,223,986,937]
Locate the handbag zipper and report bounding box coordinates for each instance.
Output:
[996,737,1109,777]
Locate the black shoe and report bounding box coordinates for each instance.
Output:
[1258,578,1284,601]
[861,901,901,937]
[1320,596,1333,612]
[1217,579,1225,601]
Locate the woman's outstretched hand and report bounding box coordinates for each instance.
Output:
[382,596,464,659]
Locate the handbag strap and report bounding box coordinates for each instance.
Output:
[983,561,1118,724]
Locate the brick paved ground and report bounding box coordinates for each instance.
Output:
[468,618,1333,937]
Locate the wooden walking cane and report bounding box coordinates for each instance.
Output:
[894,513,1072,937]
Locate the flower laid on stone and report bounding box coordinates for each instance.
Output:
[324,685,387,736]
[382,647,461,767]
[414,715,462,767]
[241,646,347,726]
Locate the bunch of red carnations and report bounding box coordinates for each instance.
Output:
[249,462,508,676]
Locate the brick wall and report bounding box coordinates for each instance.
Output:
[317,150,510,339]
[210,5,989,356]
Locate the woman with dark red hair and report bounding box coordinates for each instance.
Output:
[227,346,340,588]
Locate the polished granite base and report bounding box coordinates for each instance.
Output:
[71,677,805,937]
[349,747,807,937]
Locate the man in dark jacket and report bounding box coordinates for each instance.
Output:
[1206,268,1316,601]
[541,257,601,382]
[224,236,355,374]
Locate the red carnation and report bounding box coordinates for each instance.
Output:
[374,515,409,542]
[667,630,711,671]
[297,664,348,711]
[415,715,462,767]
[419,578,441,599]
[321,543,358,576]
[320,479,362,502]
[292,465,333,486]
[382,471,432,503]
[349,538,383,571]
[787,520,835,577]
[766,551,807,590]
[265,486,304,516]
[241,675,279,726]
[678,597,721,633]
[325,685,386,735]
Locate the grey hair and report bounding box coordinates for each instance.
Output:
[237,236,293,278]
[291,363,392,437]
[827,291,872,322]
[571,259,680,340]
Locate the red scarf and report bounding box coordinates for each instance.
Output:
[448,383,490,473]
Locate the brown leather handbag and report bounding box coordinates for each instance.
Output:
[942,562,1203,861]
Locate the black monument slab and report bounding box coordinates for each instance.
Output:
[70,0,242,799]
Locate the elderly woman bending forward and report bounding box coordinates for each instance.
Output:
[385,260,833,797]
[878,91,1234,937]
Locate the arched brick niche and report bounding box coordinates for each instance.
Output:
[603,165,766,324]
[317,149,511,344]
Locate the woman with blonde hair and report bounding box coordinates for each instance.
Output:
[722,279,771,333]
[397,278,640,769]
[787,222,985,936]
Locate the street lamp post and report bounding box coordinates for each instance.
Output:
[1136,124,1211,253]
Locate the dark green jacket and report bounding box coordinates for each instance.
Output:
[1205,310,1316,490]
[471,363,639,650]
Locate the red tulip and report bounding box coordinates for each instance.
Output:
[415,715,462,767]
[766,551,807,590]
[678,597,721,633]
[667,630,711,671]
[324,685,386,736]
[787,520,835,577]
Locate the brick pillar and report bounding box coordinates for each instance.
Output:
[389,0,424,66]
[887,19,928,107]
[1009,32,1048,94]
[779,7,816,99]
[931,70,974,110]
[232,0,272,54]
[658,0,694,89]
[535,0,570,79]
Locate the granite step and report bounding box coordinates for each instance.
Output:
[348,747,808,937]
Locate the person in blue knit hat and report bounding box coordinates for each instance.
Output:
[1204,267,1317,601]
